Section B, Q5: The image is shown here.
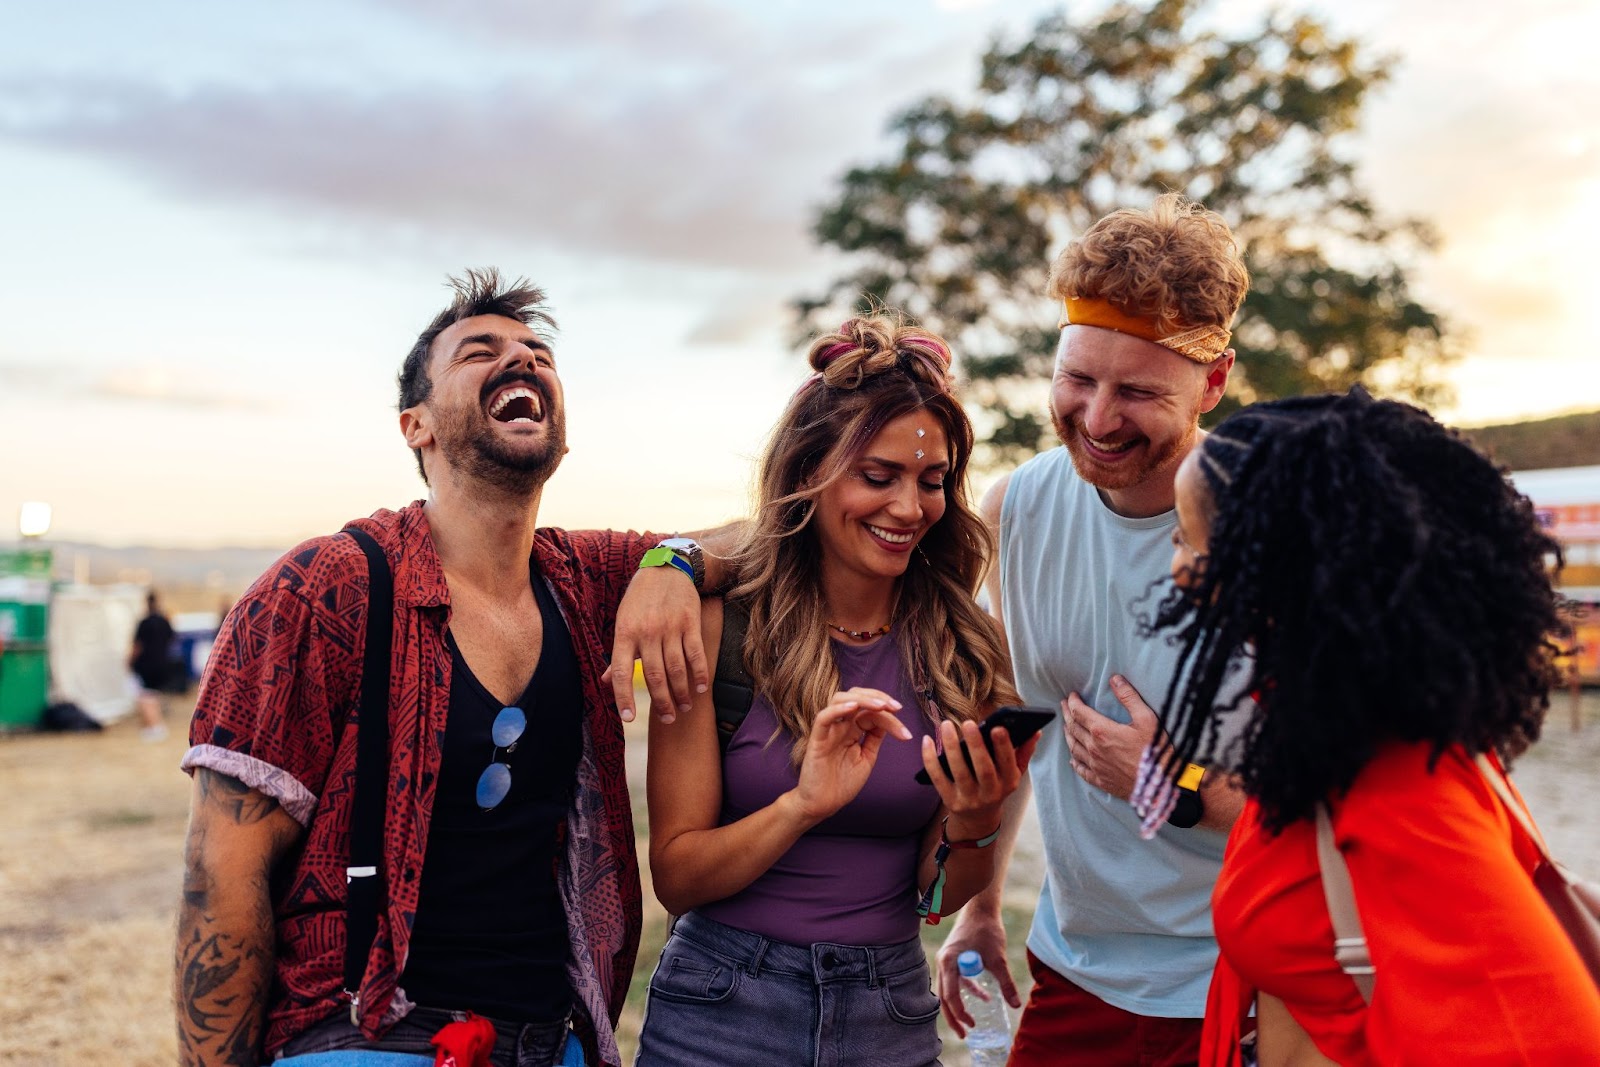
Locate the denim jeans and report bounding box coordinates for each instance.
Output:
[275,1004,576,1067]
[635,912,942,1066]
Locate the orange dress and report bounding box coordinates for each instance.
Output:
[1203,742,1600,1065]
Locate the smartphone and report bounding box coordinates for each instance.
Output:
[913,705,1056,784]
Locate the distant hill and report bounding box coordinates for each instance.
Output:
[13,540,288,612]
[1460,410,1600,472]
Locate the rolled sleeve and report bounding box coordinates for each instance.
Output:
[185,576,357,825]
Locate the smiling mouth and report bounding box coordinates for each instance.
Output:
[1080,430,1136,455]
[489,386,544,423]
[866,523,914,545]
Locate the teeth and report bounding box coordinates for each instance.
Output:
[489,386,542,419]
[867,524,913,544]
[1084,432,1134,453]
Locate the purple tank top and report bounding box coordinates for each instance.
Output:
[695,629,941,946]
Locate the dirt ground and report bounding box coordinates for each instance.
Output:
[2,689,1596,1066]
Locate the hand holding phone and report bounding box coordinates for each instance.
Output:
[914,705,1055,784]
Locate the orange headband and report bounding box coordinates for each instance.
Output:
[1063,297,1231,364]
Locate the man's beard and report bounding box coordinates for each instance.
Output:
[435,401,567,495]
[1054,413,1194,492]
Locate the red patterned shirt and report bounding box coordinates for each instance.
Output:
[183,502,654,1066]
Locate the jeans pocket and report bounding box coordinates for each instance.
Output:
[648,936,741,1005]
[880,966,941,1026]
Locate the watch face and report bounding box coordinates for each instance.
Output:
[656,537,703,585]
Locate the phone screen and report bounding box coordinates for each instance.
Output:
[913,705,1055,784]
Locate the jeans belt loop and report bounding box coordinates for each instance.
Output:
[747,934,770,978]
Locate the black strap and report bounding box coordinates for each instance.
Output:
[712,599,754,754]
[342,527,393,1008]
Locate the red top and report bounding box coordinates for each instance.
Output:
[1204,741,1600,1065]
[183,503,655,1066]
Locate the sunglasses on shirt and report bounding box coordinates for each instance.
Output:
[476,705,527,811]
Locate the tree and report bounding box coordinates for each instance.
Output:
[798,0,1456,464]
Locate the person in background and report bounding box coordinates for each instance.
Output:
[635,317,1031,1067]
[1140,389,1600,1064]
[131,590,174,742]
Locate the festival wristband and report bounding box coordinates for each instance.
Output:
[917,817,1002,926]
[638,545,695,582]
[1167,763,1206,828]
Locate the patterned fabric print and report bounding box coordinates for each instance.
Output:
[534,528,649,1067]
[182,502,653,1066]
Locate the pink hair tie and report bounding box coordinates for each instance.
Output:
[901,337,951,367]
[814,341,855,367]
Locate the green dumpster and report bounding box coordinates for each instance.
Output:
[0,547,52,730]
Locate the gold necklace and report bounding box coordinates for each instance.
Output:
[826,621,891,641]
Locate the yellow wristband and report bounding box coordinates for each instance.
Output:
[1177,763,1206,792]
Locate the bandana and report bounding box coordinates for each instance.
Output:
[1063,297,1232,364]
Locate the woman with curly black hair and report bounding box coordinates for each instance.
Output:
[1132,388,1600,1064]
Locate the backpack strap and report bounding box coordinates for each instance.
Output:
[712,598,754,755]
[1315,803,1375,1004]
[341,527,393,1022]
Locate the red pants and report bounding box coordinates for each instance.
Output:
[1007,950,1202,1067]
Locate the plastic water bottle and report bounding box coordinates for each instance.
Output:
[957,950,1012,1066]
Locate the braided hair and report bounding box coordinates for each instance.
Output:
[1150,388,1564,831]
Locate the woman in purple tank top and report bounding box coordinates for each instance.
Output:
[636,317,1033,1066]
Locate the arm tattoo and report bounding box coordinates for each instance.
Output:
[197,768,283,825]
[175,771,299,1066]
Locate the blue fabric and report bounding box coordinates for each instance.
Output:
[635,911,939,1067]
[559,1031,585,1066]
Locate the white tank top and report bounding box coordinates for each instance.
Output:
[1000,445,1230,1017]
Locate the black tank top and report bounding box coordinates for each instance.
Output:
[401,572,584,1023]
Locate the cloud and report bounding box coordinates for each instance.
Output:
[92,366,271,410]
[0,0,959,278]
[684,298,790,347]
[0,360,269,411]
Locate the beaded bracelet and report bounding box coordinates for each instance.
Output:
[916,816,1002,925]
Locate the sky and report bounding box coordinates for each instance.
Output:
[2,0,1598,549]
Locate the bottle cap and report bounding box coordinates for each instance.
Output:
[957,950,984,977]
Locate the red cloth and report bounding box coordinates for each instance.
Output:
[1204,742,1600,1065]
[184,502,655,1065]
[431,1011,495,1067]
[1008,949,1202,1067]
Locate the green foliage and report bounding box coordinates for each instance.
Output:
[799,0,1456,464]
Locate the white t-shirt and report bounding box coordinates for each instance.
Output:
[1001,445,1235,1018]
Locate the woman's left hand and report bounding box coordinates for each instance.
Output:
[919,719,1035,836]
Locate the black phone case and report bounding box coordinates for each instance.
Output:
[914,705,1055,784]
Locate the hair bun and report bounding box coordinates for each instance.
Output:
[805,315,954,392]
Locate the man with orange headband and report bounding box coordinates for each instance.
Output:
[935,194,1252,1066]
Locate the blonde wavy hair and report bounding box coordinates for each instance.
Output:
[1048,193,1250,335]
[725,315,1019,763]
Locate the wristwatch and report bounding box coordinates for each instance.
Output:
[1166,763,1206,828]
[656,537,705,589]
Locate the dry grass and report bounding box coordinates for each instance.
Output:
[0,698,191,1066]
[4,689,1595,1066]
